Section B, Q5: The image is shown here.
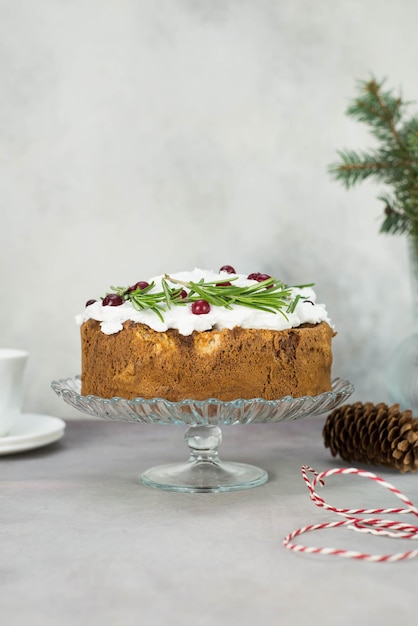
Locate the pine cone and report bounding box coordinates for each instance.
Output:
[323,401,418,473]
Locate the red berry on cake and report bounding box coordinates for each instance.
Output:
[102,294,124,306]
[127,281,150,293]
[219,265,236,274]
[191,300,211,315]
[85,299,97,307]
[248,272,271,282]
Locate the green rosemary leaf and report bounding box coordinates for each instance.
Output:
[293,282,315,289]
[102,274,316,321]
[161,277,173,309]
[163,274,307,317]
[287,294,302,314]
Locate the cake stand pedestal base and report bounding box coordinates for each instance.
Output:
[140,424,268,493]
[51,376,355,493]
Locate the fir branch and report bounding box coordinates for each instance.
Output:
[329,77,418,236]
[380,210,411,235]
[355,78,404,145]
[329,149,413,188]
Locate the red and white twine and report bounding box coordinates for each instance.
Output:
[283,466,418,562]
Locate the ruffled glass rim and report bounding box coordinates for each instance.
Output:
[51,376,354,426]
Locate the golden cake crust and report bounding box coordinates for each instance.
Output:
[80,319,335,401]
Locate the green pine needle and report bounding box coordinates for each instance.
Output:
[329,77,418,236]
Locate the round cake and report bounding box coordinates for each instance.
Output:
[76,267,336,401]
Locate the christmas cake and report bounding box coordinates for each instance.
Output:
[77,267,335,401]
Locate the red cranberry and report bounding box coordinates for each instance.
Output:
[247,272,271,282]
[219,265,236,274]
[102,294,124,306]
[191,300,211,315]
[127,281,149,293]
[85,299,97,307]
[216,281,232,287]
[172,289,187,300]
[256,273,271,282]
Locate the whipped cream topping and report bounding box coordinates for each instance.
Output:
[76,268,331,336]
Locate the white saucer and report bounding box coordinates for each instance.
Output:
[0,414,66,455]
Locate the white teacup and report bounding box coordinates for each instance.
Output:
[0,349,28,437]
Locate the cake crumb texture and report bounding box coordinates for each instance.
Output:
[81,320,335,401]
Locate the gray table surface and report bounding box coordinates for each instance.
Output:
[1,416,418,626]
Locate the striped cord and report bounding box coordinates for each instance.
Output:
[283,466,418,562]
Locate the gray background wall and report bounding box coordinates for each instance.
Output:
[1,0,417,418]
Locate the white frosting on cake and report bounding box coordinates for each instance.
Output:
[76,268,331,336]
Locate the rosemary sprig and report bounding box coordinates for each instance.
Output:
[162,274,313,318]
[106,275,314,321]
[110,282,169,322]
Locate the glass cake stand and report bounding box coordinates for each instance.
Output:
[51,376,353,493]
